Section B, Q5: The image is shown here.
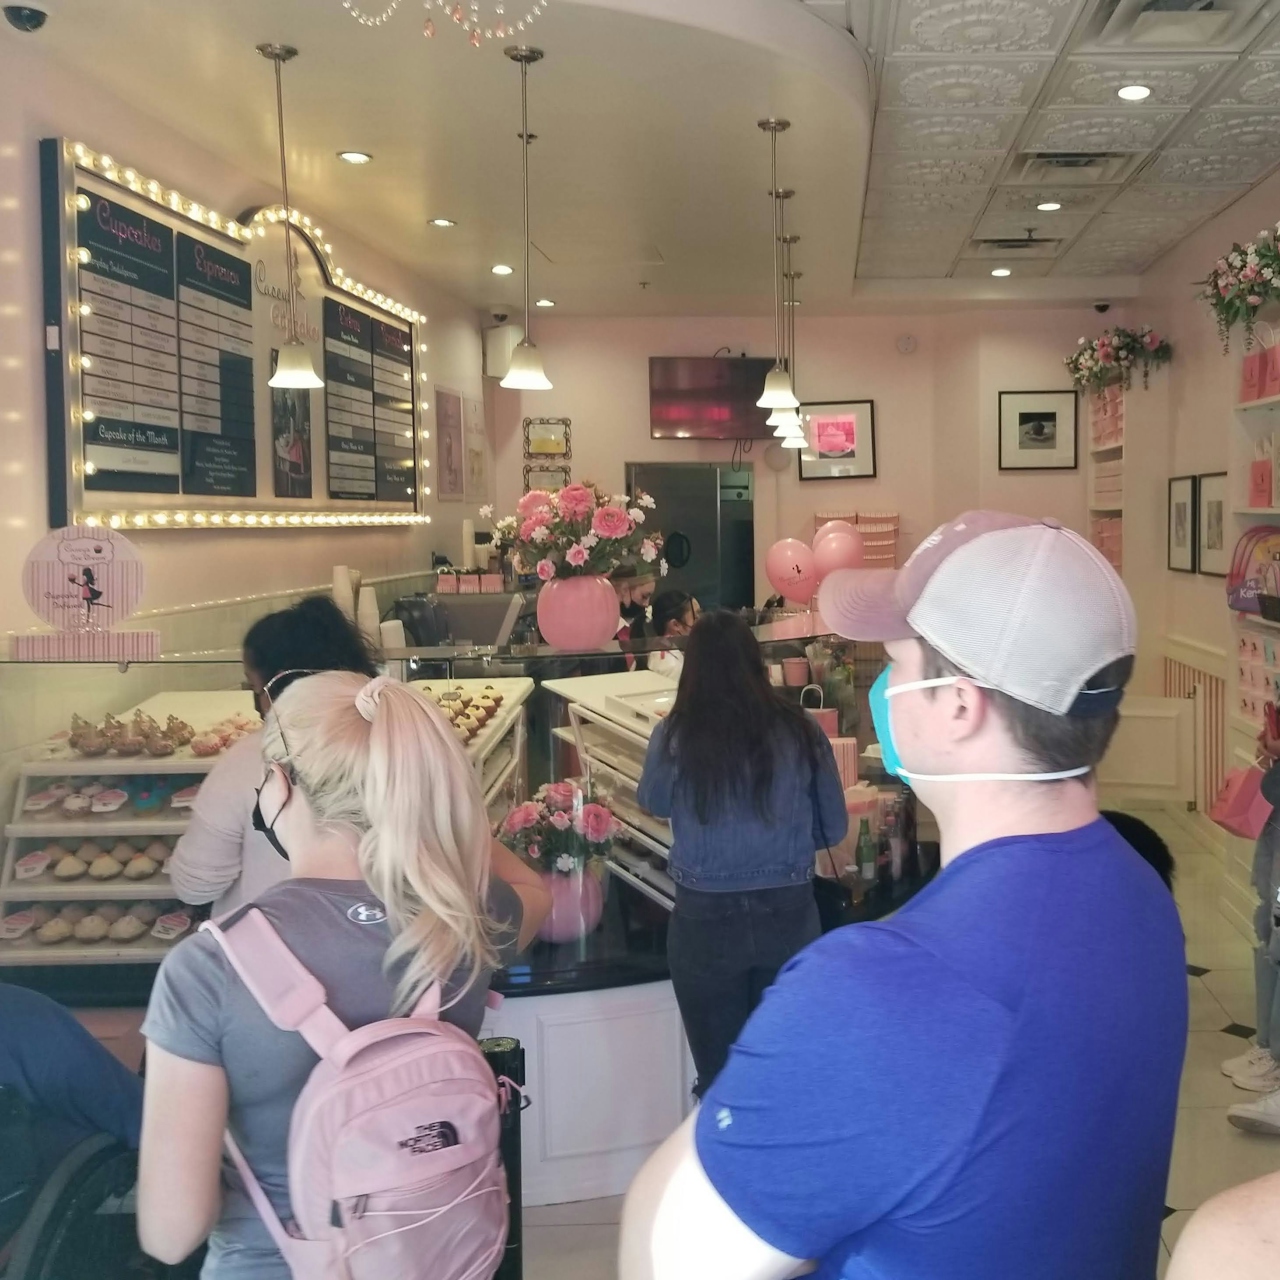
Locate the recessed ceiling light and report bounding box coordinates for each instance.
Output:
[1036,201,1062,212]
[1117,84,1151,101]
[491,264,514,276]
[430,218,456,227]
[536,298,555,307]
[337,150,373,164]
[991,268,1011,278]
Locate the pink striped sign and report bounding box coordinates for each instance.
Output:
[12,630,161,662]
[22,527,145,633]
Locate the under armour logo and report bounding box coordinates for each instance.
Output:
[347,902,387,924]
[715,1107,733,1131]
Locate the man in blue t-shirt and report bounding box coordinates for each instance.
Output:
[620,512,1188,1280]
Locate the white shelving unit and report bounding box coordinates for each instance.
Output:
[544,672,677,911]
[0,690,254,966]
[1083,373,1167,695]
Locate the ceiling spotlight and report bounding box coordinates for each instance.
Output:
[1036,201,1062,212]
[991,267,1011,278]
[1117,84,1151,101]
[492,264,514,276]
[430,218,456,227]
[536,298,555,307]
[337,150,373,164]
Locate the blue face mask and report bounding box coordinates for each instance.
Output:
[869,666,1093,786]
[869,667,907,784]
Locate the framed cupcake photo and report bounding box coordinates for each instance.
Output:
[797,401,877,481]
[998,390,1078,471]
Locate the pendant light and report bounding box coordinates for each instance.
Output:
[779,235,806,447]
[501,46,552,391]
[771,200,804,439]
[757,119,797,410]
[259,44,324,390]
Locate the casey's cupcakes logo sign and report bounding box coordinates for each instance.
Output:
[23,527,145,633]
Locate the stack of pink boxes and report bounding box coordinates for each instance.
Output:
[1090,516,1122,572]
[1088,386,1125,449]
[1238,633,1279,728]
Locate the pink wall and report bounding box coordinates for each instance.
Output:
[492,308,1097,602]
[1138,170,1280,663]
[0,38,485,634]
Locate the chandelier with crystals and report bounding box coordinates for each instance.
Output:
[341,0,547,46]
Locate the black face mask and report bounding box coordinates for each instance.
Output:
[252,774,291,863]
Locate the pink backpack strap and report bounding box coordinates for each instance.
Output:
[201,910,348,1060]
[222,1131,295,1258]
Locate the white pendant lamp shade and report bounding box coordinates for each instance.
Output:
[258,44,324,390]
[501,339,552,391]
[269,340,324,389]
[780,431,807,448]
[767,407,803,437]
[757,365,799,409]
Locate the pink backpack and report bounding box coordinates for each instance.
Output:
[202,910,509,1280]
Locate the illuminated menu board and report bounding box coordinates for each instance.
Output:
[76,190,181,493]
[323,299,415,502]
[176,234,255,497]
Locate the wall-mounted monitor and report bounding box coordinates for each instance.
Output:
[649,356,775,440]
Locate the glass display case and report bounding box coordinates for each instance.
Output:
[0,613,933,1005]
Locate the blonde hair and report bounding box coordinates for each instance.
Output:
[263,672,499,1012]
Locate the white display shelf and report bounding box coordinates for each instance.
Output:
[1235,507,1280,517]
[6,817,188,839]
[1089,503,1124,513]
[1090,444,1124,459]
[2,876,176,900]
[1237,393,1280,412]
[0,932,190,966]
[19,757,218,778]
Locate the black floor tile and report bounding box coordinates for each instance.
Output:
[1223,1023,1258,1039]
[1187,965,1210,977]
[1163,1205,1177,1221]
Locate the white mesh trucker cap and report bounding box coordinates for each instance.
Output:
[816,511,1137,716]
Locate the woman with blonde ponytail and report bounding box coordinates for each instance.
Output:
[137,673,550,1278]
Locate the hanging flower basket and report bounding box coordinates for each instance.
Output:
[1200,228,1280,352]
[1065,326,1172,392]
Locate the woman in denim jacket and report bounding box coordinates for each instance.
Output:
[638,611,848,1096]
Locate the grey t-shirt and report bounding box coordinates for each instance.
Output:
[141,876,522,1280]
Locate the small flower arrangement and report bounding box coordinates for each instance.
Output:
[499,782,619,873]
[1200,229,1280,351]
[1065,326,1172,391]
[482,482,665,582]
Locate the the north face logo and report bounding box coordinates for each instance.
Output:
[398,1121,459,1155]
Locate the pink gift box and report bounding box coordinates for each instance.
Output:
[436,573,458,594]
[457,573,480,595]
[480,573,503,594]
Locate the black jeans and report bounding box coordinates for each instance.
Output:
[668,882,820,1097]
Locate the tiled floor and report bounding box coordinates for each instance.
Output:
[522,809,1280,1280]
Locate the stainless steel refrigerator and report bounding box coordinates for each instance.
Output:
[625,463,755,610]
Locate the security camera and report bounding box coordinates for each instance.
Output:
[490,310,510,325]
[1094,301,1111,314]
[3,4,49,31]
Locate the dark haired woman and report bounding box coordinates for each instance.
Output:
[644,590,698,680]
[637,610,848,1095]
[168,594,380,913]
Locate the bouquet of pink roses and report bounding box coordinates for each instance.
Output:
[486,482,665,582]
[498,781,619,873]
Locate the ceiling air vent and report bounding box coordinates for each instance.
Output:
[967,230,1063,259]
[1006,151,1144,186]
[1089,0,1269,48]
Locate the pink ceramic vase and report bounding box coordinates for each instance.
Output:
[537,866,605,944]
[536,574,619,650]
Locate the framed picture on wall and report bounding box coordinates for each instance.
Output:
[797,401,876,481]
[1197,472,1228,577]
[1167,475,1197,573]
[435,387,465,502]
[998,390,1078,471]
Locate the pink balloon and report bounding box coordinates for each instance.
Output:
[813,519,857,551]
[813,530,865,579]
[765,538,819,605]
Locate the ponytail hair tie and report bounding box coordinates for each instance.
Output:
[355,675,395,723]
